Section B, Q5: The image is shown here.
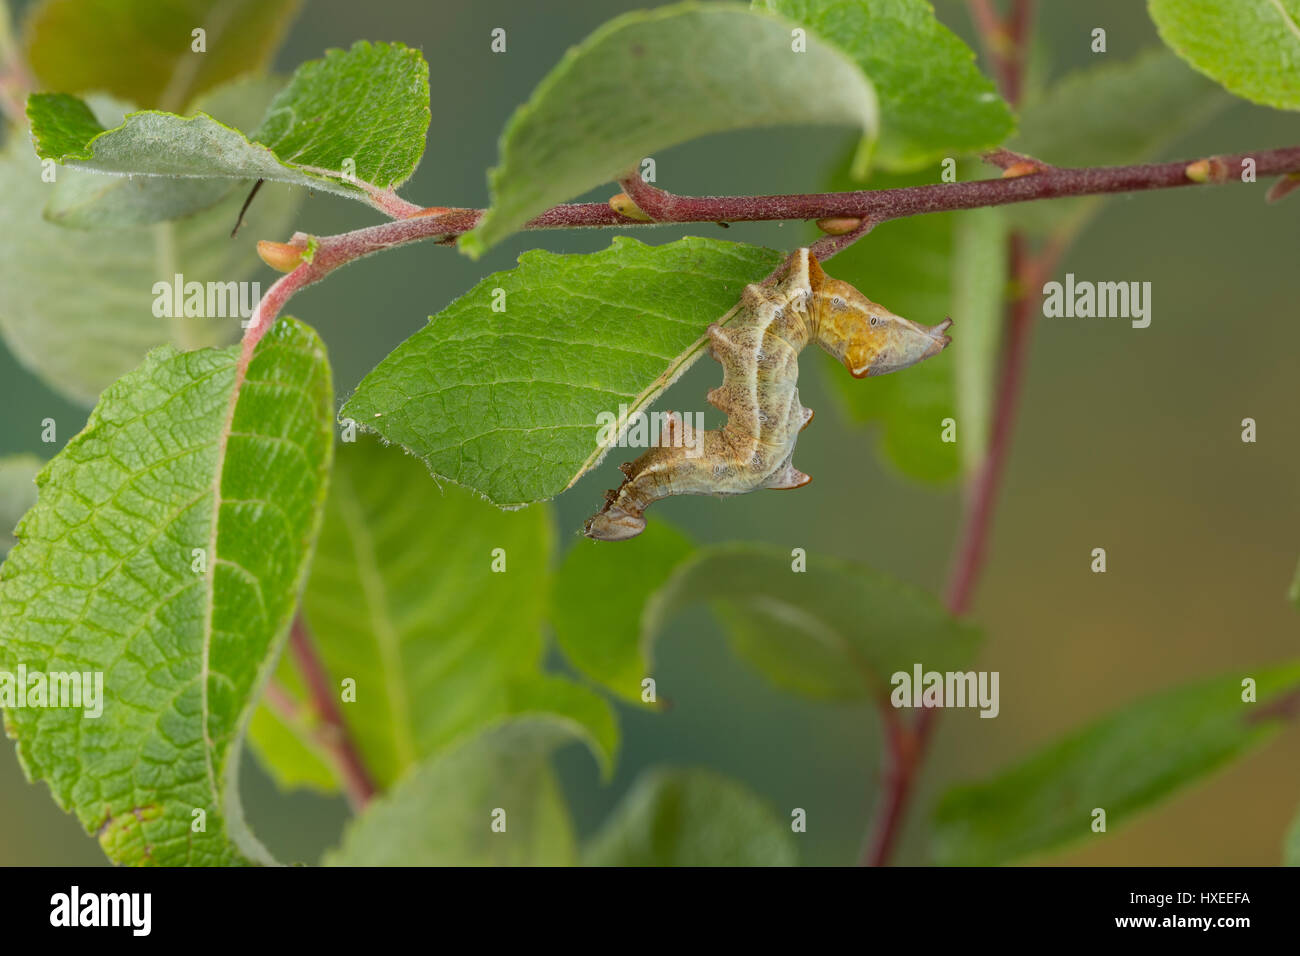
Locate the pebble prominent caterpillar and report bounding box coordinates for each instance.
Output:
[583,247,953,541]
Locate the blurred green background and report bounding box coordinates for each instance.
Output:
[1,0,1296,865]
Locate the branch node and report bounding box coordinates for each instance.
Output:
[609,192,653,222]
[1185,157,1229,184]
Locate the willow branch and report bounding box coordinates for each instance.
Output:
[242,143,1300,347]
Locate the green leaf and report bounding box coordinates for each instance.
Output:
[950,206,1006,473]
[0,454,41,558]
[1285,804,1300,865]
[247,436,619,792]
[27,40,431,206]
[756,0,1013,170]
[343,236,782,508]
[821,163,961,482]
[583,768,797,866]
[932,663,1300,866]
[551,521,694,703]
[645,544,980,700]
[41,76,286,230]
[0,127,300,405]
[23,0,302,111]
[1008,48,1226,237]
[1149,0,1300,109]
[0,318,333,865]
[325,719,579,866]
[460,2,878,257]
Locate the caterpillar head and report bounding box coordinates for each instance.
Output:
[818,278,952,378]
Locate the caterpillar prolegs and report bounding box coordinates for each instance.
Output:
[583,248,953,541]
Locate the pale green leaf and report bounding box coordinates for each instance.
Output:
[932,663,1300,865]
[950,206,1006,473]
[0,454,41,558]
[342,236,782,508]
[325,719,579,866]
[583,768,797,866]
[28,40,431,206]
[460,2,877,257]
[23,0,302,111]
[756,0,1013,170]
[42,76,286,230]
[0,126,300,405]
[0,318,333,865]
[247,436,619,792]
[551,521,694,703]
[1008,48,1226,237]
[645,544,980,700]
[1149,0,1300,109]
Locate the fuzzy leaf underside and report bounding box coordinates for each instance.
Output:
[26,40,430,205]
[461,2,878,256]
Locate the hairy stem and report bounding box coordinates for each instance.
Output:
[242,143,1300,340]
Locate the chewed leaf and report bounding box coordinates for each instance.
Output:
[26,40,430,208]
[757,0,1014,170]
[0,318,333,865]
[342,236,781,508]
[460,2,878,257]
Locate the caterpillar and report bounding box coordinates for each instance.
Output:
[583,247,953,541]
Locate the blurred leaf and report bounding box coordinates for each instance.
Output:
[343,236,781,508]
[41,75,285,229]
[551,521,694,703]
[950,206,1006,473]
[1285,804,1300,865]
[821,163,960,482]
[645,544,980,700]
[1008,48,1226,237]
[460,2,878,257]
[0,454,41,557]
[248,436,619,793]
[583,768,797,866]
[325,719,579,866]
[0,118,300,405]
[756,0,1013,170]
[28,40,430,207]
[246,692,338,794]
[1289,556,1299,607]
[932,663,1300,865]
[23,0,301,110]
[1148,0,1300,109]
[0,318,333,865]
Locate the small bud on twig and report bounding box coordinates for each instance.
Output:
[1185,157,1229,184]
[816,216,863,235]
[609,192,653,221]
